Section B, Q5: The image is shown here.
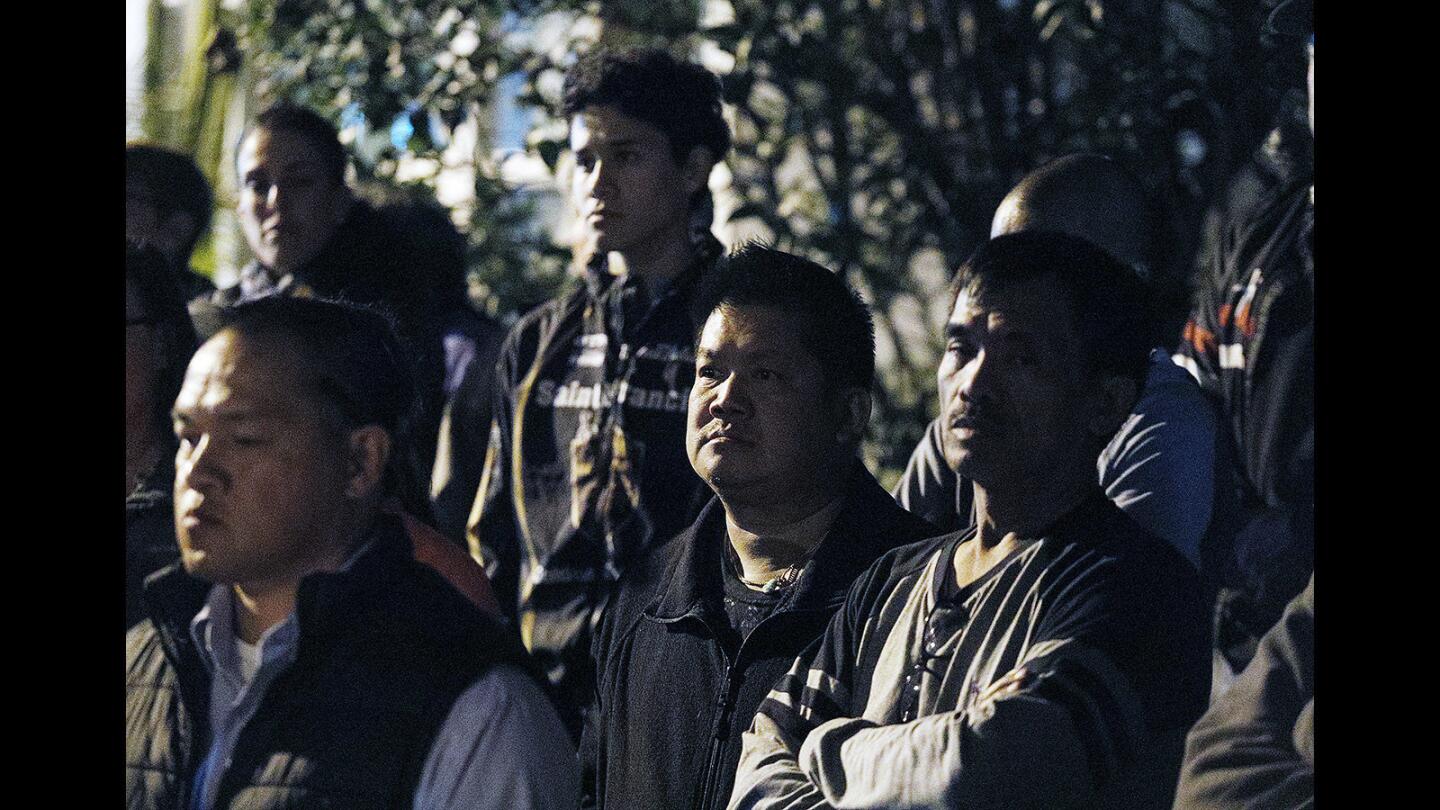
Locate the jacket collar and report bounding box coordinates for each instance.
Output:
[582,230,723,301]
[645,462,916,623]
[141,514,415,654]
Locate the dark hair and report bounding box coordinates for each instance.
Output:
[950,231,1154,387]
[692,242,875,392]
[126,144,214,259]
[216,296,424,510]
[127,241,200,428]
[242,102,348,185]
[563,47,731,167]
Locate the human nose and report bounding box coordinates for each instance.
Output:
[178,433,227,492]
[585,158,614,199]
[955,350,997,405]
[709,373,751,419]
[265,182,285,213]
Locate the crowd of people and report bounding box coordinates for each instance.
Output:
[125,2,1313,807]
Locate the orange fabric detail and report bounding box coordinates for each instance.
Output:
[1183,320,1216,355]
[400,511,502,618]
[1235,301,1256,338]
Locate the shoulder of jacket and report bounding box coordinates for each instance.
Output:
[126,620,169,678]
[844,532,955,613]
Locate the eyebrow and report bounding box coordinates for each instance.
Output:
[171,407,282,424]
[696,346,798,368]
[596,138,639,150]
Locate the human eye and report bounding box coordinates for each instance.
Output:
[696,363,722,382]
[230,425,271,447]
[753,367,777,382]
[1008,337,1044,369]
[946,337,976,361]
[285,171,318,189]
[1010,350,1039,368]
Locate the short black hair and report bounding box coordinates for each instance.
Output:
[563,47,731,166]
[242,101,348,185]
[126,144,214,258]
[692,242,875,393]
[950,231,1154,387]
[216,296,423,508]
[127,241,201,429]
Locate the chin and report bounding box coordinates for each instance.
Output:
[948,452,992,483]
[177,551,214,579]
[701,462,747,492]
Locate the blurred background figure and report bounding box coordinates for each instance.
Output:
[375,200,507,544]
[125,144,216,301]
[1173,576,1313,809]
[205,101,391,311]
[1174,0,1313,700]
[196,101,505,544]
[126,241,200,629]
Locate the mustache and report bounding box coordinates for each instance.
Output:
[698,423,753,443]
[946,404,1000,429]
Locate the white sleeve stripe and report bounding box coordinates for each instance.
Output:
[1218,344,1246,369]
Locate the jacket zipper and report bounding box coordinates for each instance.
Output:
[699,663,743,810]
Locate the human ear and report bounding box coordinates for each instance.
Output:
[834,387,872,447]
[344,424,392,500]
[681,146,715,199]
[1088,375,1138,438]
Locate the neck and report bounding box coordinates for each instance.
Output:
[229,519,368,644]
[970,465,1094,547]
[723,485,845,586]
[612,219,693,285]
[956,466,1093,589]
[230,581,298,645]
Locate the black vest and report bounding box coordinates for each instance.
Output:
[126,516,542,809]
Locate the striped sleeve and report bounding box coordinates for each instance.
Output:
[734,533,1205,809]
[747,640,1146,809]
[729,568,870,810]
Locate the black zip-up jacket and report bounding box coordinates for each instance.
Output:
[467,236,723,733]
[580,464,937,810]
[125,515,541,809]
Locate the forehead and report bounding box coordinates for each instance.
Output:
[237,126,330,174]
[699,304,817,361]
[948,275,1078,345]
[176,330,313,417]
[569,105,671,153]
